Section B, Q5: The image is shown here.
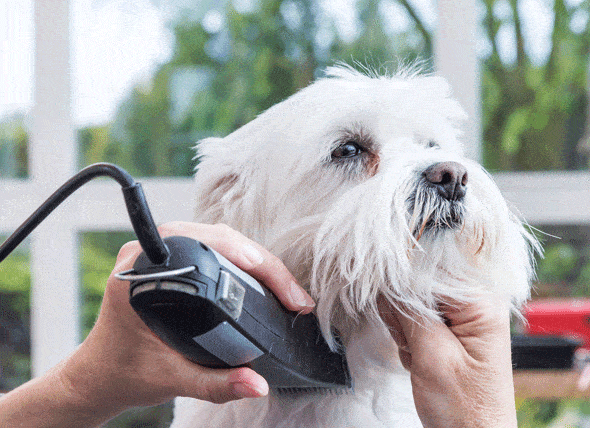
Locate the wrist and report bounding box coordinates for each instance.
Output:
[49,352,129,426]
[55,341,133,421]
[0,360,125,428]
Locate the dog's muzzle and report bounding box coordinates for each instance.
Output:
[407,161,468,236]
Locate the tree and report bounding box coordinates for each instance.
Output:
[79,0,429,177]
[480,0,590,171]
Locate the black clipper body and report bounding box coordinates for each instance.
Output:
[118,236,352,391]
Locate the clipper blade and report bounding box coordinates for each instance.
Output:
[275,385,353,396]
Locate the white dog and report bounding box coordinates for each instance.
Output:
[170,64,537,428]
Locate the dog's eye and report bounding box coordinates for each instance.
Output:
[427,140,440,149]
[332,141,363,159]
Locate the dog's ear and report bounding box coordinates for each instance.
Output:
[193,137,243,222]
[193,137,259,238]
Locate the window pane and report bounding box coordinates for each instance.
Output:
[531,224,590,298]
[80,231,134,337]
[0,0,33,178]
[0,0,33,392]
[0,237,30,392]
[72,0,175,176]
[73,0,433,177]
[479,0,590,171]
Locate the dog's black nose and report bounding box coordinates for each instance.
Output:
[423,162,468,201]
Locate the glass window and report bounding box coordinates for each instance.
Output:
[479,0,590,171]
[0,0,33,392]
[72,0,175,176]
[532,224,590,298]
[0,236,30,392]
[0,0,33,178]
[73,0,432,177]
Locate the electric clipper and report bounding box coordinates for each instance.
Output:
[116,236,352,392]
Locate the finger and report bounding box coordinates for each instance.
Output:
[242,245,316,313]
[437,295,512,354]
[113,240,143,271]
[398,348,412,371]
[380,300,457,358]
[377,296,409,351]
[378,298,414,370]
[158,222,315,314]
[178,365,269,404]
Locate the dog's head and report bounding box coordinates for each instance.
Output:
[193,64,539,347]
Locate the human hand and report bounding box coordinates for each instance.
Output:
[55,222,315,421]
[379,296,517,428]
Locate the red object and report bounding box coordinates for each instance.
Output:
[523,299,590,349]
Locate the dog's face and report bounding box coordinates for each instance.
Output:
[193,65,538,346]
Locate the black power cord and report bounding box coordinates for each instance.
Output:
[0,163,170,266]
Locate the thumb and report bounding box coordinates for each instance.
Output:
[177,366,269,404]
[378,298,457,357]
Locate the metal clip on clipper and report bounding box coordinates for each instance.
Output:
[0,163,352,394]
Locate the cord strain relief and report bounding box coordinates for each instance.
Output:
[122,183,170,266]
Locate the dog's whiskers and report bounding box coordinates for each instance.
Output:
[474,225,486,256]
[415,212,432,242]
[406,182,465,241]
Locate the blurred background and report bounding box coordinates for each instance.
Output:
[1,0,590,426]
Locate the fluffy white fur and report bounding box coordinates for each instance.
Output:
[170,65,538,428]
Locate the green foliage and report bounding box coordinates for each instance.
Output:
[534,234,590,298]
[102,401,173,428]
[576,262,590,296]
[0,240,30,390]
[537,243,579,284]
[481,0,590,171]
[77,0,430,177]
[0,114,28,178]
[517,400,561,427]
[0,244,30,312]
[3,0,590,177]
[80,232,135,337]
[75,0,590,175]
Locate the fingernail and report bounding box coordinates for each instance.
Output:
[232,382,266,398]
[241,244,264,268]
[290,281,315,308]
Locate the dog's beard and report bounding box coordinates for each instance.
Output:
[406,179,466,240]
[304,165,537,349]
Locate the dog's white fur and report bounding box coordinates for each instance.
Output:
[170,65,537,428]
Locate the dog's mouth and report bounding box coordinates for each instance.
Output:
[406,181,466,239]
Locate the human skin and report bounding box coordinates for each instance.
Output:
[379,296,518,428]
[0,222,315,427]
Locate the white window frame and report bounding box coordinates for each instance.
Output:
[0,0,587,378]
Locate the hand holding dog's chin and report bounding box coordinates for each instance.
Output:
[0,222,315,427]
[379,296,518,428]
